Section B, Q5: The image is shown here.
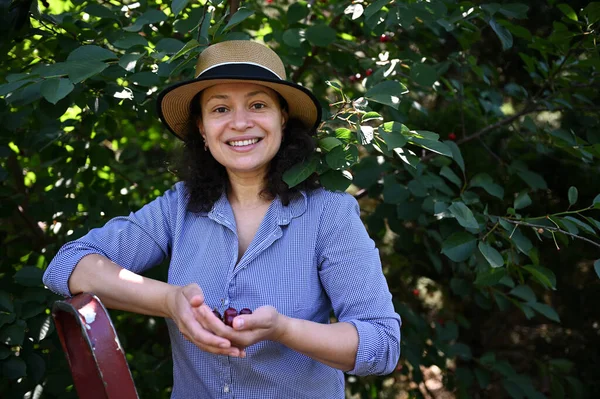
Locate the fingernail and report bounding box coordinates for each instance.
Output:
[219,342,229,348]
[236,318,244,329]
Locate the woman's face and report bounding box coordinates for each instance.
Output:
[198,82,287,178]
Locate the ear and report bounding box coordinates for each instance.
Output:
[196,118,205,139]
[281,110,288,129]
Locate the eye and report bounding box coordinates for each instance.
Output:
[251,103,266,110]
[214,106,228,113]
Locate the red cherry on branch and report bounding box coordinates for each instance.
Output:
[448,132,457,141]
[412,289,420,297]
[365,68,373,76]
[239,308,252,315]
[380,34,389,43]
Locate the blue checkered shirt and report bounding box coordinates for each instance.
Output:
[43,183,401,398]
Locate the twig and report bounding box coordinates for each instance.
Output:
[501,219,600,249]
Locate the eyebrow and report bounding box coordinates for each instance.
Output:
[204,90,271,103]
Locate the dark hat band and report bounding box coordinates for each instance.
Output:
[197,63,282,81]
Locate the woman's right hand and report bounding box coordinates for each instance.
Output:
[164,283,244,357]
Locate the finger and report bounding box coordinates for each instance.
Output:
[199,306,230,335]
[182,284,205,306]
[182,313,231,349]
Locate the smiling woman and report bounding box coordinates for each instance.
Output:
[42,40,401,399]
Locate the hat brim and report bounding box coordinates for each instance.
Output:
[157,76,322,140]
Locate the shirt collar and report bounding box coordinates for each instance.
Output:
[203,190,307,226]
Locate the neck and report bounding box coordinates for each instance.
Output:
[226,170,270,208]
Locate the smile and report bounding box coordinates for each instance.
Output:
[228,138,261,147]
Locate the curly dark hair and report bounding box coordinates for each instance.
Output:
[175,93,321,212]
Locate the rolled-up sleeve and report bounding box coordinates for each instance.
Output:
[43,183,183,297]
[316,192,401,376]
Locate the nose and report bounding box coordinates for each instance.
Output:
[230,108,253,131]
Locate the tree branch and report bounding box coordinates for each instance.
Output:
[501,219,600,249]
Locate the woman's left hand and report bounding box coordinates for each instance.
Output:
[200,305,287,352]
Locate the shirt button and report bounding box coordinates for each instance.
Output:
[224,298,229,306]
[223,384,230,393]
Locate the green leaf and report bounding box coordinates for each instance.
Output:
[14,267,44,287]
[84,4,118,19]
[362,112,382,122]
[469,173,504,199]
[129,71,160,87]
[287,2,309,24]
[510,228,533,256]
[112,33,149,49]
[449,202,479,230]
[0,291,13,312]
[379,127,407,150]
[440,166,462,187]
[0,323,26,346]
[383,178,410,204]
[489,18,513,50]
[409,137,453,157]
[410,63,438,86]
[478,241,504,267]
[529,302,560,322]
[593,194,600,208]
[513,191,532,210]
[441,232,477,262]
[64,60,109,84]
[594,259,600,279]
[224,8,254,32]
[67,45,117,62]
[2,356,27,379]
[509,285,536,302]
[445,141,465,173]
[557,3,578,21]
[326,145,358,170]
[172,0,191,16]
[283,155,319,188]
[448,343,472,360]
[40,78,74,104]
[498,4,529,18]
[582,2,600,23]
[169,39,202,63]
[364,0,390,19]
[568,186,578,205]
[523,265,557,290]
[155,39,186,55]
[318,137,343,152]
[517,170,547,190]
[305,24,337,47]
[475,267,506,286]
[563,216,595,235]
[549,358,574,373]
[282,29,304,48]
[24,352,45,383]
[365,81,408,109]
[320,170,351,192]
[358,125,374,145]
[124,9,167,32]
[119,53,143,72]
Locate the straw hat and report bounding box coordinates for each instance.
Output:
[157,40,322,140]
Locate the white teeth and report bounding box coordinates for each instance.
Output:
[228,138,259,147]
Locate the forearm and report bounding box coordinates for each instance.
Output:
[69,253,175,318]
[276,316,358,371]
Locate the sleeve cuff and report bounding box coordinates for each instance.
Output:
[43,249,102,297]
[346,319,401,376]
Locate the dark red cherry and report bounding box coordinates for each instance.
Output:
[223,307,238,327]
[212,309,222,320]
[239,308,252,315]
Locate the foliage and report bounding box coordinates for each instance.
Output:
[1,0,600,398]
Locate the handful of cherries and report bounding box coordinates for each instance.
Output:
[212,307,252,327]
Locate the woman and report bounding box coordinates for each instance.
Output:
[43,40,401,398]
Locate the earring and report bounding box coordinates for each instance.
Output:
[202,138,208,151]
